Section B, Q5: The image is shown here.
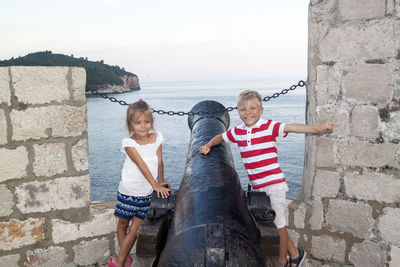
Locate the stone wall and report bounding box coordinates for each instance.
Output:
[286,0,400,266]
[0,66,117,266]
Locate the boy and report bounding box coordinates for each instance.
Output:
[199,90,333,267]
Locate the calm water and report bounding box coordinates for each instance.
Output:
[87,80,306,202]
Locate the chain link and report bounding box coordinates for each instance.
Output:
[88,80,306,116]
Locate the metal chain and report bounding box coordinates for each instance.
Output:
[88,80,306,116]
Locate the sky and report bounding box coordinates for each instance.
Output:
[1,0,309,82]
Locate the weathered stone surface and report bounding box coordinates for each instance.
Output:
[337,140,398,168]
[351,105,380,138]
[316,105,350,138]
[71,139,89,172]
[339,0,385,20]
[0,254,20,267]
[311,235,346,263]
[16,175,90,214]
[294,203,307,229]
[11,105,87,141]
[379,207,400,246]
[390,246,400,267]
[345,171,400,203]
[343,65,392,105]
[316,137,336,168]
[25,246,66,267]
[0,67,11,105]
[287,229,300,246]
[309,200,324,230]
[313,170,340,199]
[70,67,86,101]
[52,208,116,243]
[315,65,340,105]
[11,66,69,105]
[349,240,386,267]
[0,109,7,145]
[0,185,13,217]
[0,146,28,183]
[0,217,45,251]
[382,111,400,141]
[33,143,67,177]
[73,238,110,266]
[326,199,373,238]
[319,24,397,62]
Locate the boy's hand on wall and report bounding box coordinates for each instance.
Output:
[320,122,334,133]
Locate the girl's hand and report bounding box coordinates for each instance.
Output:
[154,183,170,198]
[320,122,334,133]
[159,181,171,189]
[199,145,211,155]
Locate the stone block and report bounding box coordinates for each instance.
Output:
[339,0,385,20]
[326,199,373,238]
[311,235,346,263]
[0,254,20,267]
[52,208,116,243]
[293,203,307,229]
[319,24,397,62]
[315,65,340,105]
[33,143,67,177]
[313,170,340,199]
[390,246,400,267]
[11,105,87,141]
[11,66,69,105]
[0,109,7,145]
[316,105,350,138]
[71,139,89,172]
[73,238,110,266]
[379,207,400,246]
[349,241,386,267]
[0,185,14,216]
[309,200,324,230]
[25,246,66,267]
[343,65,392,105]
[381,110,400,141]
[351,105,380,138]
[345,171,400,203]
[337,140,398,168]
[287,229,300,246]
[0,217,45,251]
[16,175,90,214]
[71,67,86,101]
[316,137,336,168]
[0,67,11,105]
[0,146,28,183]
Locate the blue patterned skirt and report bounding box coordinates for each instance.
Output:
[114,192,151,220]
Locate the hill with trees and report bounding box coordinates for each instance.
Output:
[0,51,140,92]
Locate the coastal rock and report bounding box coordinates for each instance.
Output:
[88,75,140,94]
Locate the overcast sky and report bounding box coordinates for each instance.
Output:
[1,0,310,82]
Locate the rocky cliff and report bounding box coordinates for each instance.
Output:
[88,75,140,94]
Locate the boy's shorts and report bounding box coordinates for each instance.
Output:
[255,182,289,229]
[114,192,151,220]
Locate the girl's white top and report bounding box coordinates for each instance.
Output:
[118,131,163,196]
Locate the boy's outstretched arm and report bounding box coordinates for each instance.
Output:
[284,122,333,134]
[199,134,223,154]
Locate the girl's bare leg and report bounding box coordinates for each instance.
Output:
[116,217,143,267]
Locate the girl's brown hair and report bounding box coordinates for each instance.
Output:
[126,100,154,134]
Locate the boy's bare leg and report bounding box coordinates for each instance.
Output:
[278,227,299,266]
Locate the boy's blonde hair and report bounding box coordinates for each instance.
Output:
[237,90,263,107]
[126,100,154,134]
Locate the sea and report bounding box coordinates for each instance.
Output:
[87,80,306,202]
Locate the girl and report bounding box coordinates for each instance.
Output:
[108,100,170,267]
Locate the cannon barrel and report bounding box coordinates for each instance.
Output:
[136,100,279,266]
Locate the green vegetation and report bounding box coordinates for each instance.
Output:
[0,51,138,91]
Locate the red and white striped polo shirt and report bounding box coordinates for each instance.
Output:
[222,118,287,189]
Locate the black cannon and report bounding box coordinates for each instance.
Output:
[136,100,279,266]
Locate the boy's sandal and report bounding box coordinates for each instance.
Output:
[283,258,290,267]
[107,256,118,267]
[290,248,306,267]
